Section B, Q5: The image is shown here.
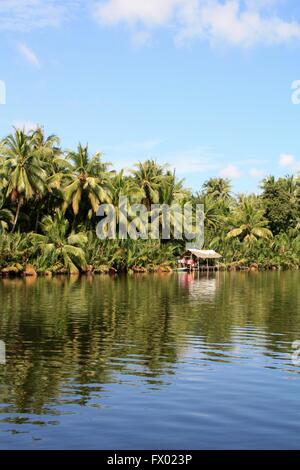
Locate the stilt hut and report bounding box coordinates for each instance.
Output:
[179,249,222,271]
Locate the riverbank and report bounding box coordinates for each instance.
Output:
[1,260,299,278]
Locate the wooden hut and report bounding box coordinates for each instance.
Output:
[179,249,222,271]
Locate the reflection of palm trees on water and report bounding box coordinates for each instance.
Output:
[0,272,300,424]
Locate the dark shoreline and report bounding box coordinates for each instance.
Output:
[1,264,299,279]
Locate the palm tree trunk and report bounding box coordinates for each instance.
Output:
[35,205,40,232]
[12,200,21,233]
[72,213,78,231]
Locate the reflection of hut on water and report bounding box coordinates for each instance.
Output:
[178,249,222,271]
[178,273,218,300]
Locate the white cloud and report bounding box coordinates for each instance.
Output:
[279,153,300,172]
[178,0,300,47]
[0,80,6,105]
[2,1,298,48]
[104,138,162,170]
[106,141,263,179]
[93,0,181,26]
[131,29,153,47]
[249,167,265,178]
[105,141,220,174]
[18,43,40,67]
[219,164,242,178]
[13,121,38,132]
[0,0,76,32]
[94,0,300,48]
[160,147,220,174]
[279,153,295,167]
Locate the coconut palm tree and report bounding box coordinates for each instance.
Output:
[226,196,273,244]
[109,170,142,205]
[132,160,164,210]
[284,175,298,197]
[202,177,232,202]
[2,128,46,232]
[107,170,144,236]
[0,151,8,191]
[25,127,64,231]
[64,143,112,219]
[30,126,61,164]
[31,211,87,274]
[0,194,13,233]
[158,170,189,205]
[0,232,31,268]
[152,171,191,242]
[199,195,223,230]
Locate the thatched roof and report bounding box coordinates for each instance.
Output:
[185,249,222,259]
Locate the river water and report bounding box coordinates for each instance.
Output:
[0,271,299,449]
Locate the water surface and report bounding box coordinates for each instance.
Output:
[0,271,300,449]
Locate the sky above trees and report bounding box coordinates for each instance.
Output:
[1,0,300,193]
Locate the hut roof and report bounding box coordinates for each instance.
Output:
[185,249,222,259]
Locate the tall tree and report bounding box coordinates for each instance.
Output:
[30,126,61,164]
[64,144,112,220]
[2,128,46,232]
[261,175,299,235]
[202,177,232,202]
[109,170,141,206]
[226,196,273,244]
[158,170,189,205]
[132,160,163,210]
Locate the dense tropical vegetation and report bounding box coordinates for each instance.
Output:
[0,126,299,275]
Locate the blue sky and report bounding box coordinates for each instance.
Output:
[1,0,300,194]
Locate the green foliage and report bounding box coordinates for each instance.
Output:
[226,196,273,244]
[0,194,13,233]
[0,127,299,273]
[30,211,88,274]
[64,143,112,218]
[261,175,300,235]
